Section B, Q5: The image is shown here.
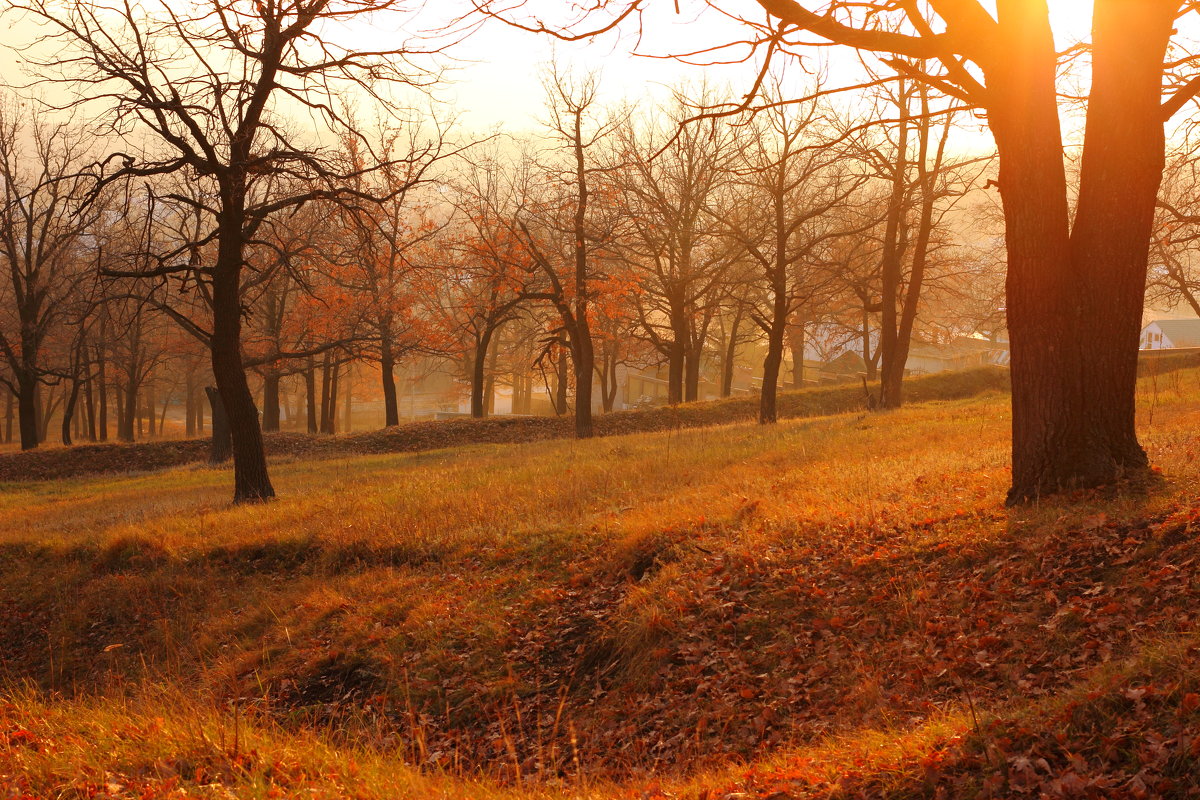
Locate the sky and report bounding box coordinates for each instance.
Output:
[408,0,1098,135]
[0,0,1119,152]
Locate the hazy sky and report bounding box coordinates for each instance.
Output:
[0,1,1103,143]
[429,1,1097,134]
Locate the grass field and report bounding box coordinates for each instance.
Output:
[3,368,1200,798]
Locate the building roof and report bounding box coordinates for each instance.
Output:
[1147,318,1200,348]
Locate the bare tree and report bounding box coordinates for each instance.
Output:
[476,0,1200,502]
[0,100,100,450]
[615,86,736,404]
[515,67,623,438]
[18,0,447,502]
[719,91,864,423]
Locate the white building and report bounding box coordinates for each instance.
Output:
[1140,319,1200,350]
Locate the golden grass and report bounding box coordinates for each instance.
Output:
[2,368,1200,797]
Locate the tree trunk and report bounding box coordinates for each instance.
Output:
[555,349,569,416]
[322,361,339,434]
[877,81,912,410]
[760,322,785,425]
[342,361,352,433]
[120,378,137,442]
[261,371,281,432]
[991,1,1169,502]
[319,354,332,433]
[61,380,81,446]
[96,349,108,442]
[145,384,156,439]
[4,389,13,444]
[573,325,594,437]
[211,223,273,502]
[185,374,196,437]
[205,386,232,463]
[84,374,96,442]
[788,317,805,390]
[861,308,877,381]
[381,342,399,427]
[305,360,318,433]
[470,330,492,418]
[16,374,37,450]
[158,391,170,437]
[721,311,742,398]
[684,346,701,402]
[666,337,685,405]
[35,384,49,444]
[485,334,500,416]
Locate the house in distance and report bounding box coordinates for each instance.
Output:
[1140,318,1200,350]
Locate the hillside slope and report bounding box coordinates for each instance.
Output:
[2,367,1199,798]
[0,368,1007,483]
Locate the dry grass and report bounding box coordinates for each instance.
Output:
[1,367,1200,797]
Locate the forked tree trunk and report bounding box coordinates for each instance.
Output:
[991,1,1170,502]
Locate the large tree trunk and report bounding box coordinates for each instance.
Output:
[211,224,274,502]
[992,1,1169,503]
